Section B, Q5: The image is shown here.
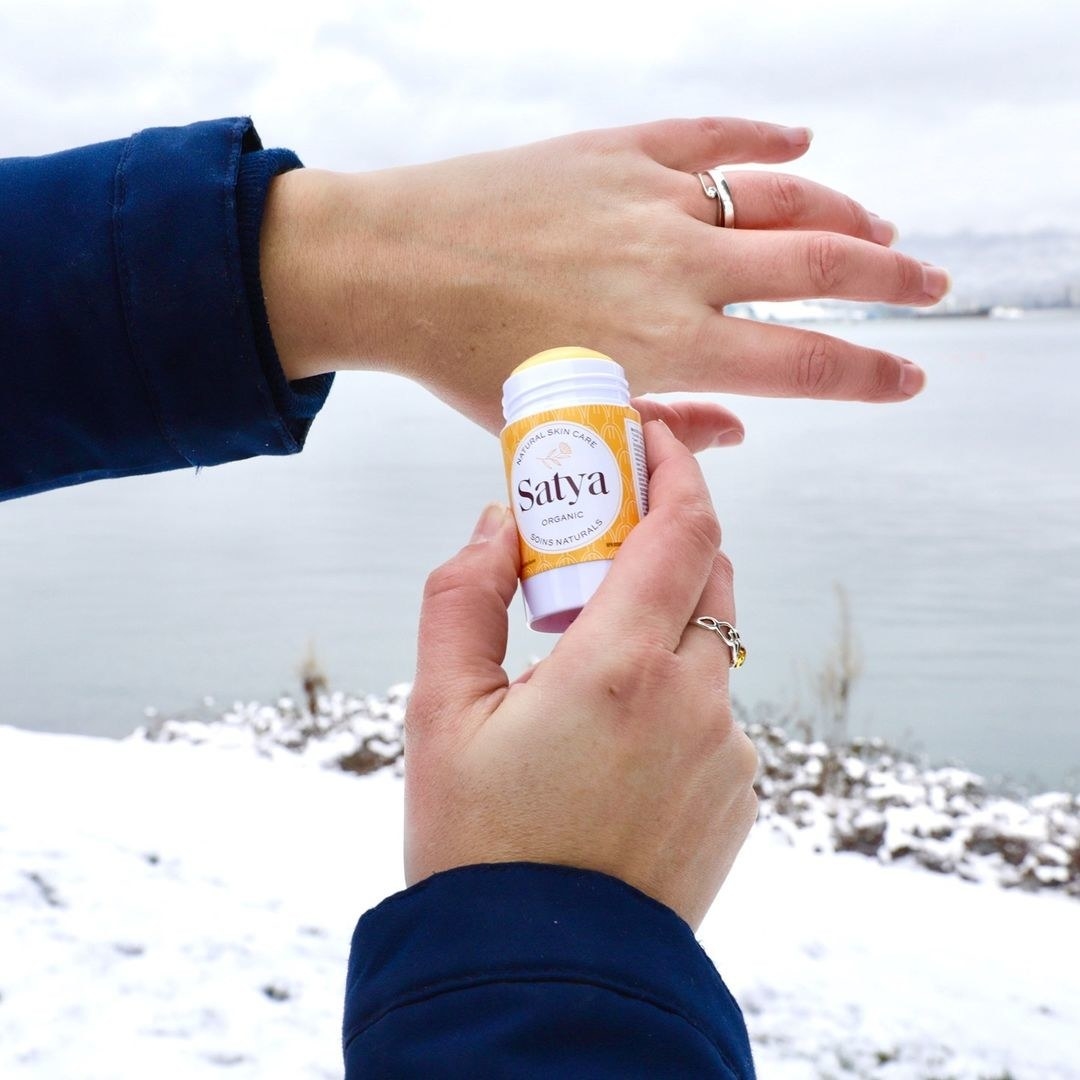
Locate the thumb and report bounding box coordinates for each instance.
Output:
[410,503,520,732]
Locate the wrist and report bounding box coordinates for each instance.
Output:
[260,167,368,381]
[261,165,441,387]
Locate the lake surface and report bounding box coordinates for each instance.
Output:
[2,312,1078,790]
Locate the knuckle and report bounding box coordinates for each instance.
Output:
[680,501,723,556]
[866,348,903,399]
[844,195,871,238]
[732,730,761,784]
[768,172,805,224]
[893,252,925,302]
[604,644,680,707]
[791,334,842,397]
[750,119,779,147]
[806,233,850,295]
[694,703,760,780]
[711,549,735,589]
[690,115,728,145]
[636,646,682,689]
[691,695,733,751]
[738,785,761,831]
[421,559,472,606]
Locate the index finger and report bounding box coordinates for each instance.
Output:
[628,116,813,172]
[566,420,725,650]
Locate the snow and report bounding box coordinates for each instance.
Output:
[2,721,1078,1079]
[0,726,398,1079]
[723,834,1079,1079]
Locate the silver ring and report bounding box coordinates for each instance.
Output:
[693,616,746,668]
[695,170,736,228]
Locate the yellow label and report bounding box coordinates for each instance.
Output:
[501,404,647,580]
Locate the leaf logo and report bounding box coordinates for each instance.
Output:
[537,441,572,470]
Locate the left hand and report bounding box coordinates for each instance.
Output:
[262,116,947,432]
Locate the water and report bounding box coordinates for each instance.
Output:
[2,312,1078,790]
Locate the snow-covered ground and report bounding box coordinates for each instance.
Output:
[2,721,1078,1079]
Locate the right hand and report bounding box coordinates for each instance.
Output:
[263,116,948,431]
[403,418,757,929]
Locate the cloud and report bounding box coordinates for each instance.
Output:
[0,1,274,153]
[2,0,1078,232]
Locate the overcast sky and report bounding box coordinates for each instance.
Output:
[2,0,1078,234]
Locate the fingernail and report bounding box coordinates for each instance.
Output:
[899,361,926,397]
[869,214,898,246]
[922,265,952,301]
[470,502,508,544]
[712,427,745,448]
[784,125,813,145]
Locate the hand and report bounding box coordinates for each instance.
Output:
[403,418,757,929]
[262,116,948,432]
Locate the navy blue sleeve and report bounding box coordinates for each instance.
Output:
[0,117,333,501]
[344,863,756,1078]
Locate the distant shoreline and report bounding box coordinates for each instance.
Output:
[727,300,1079,323]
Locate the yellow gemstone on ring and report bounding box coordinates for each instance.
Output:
[732,644,747,669]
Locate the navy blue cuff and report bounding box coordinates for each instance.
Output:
[115,117,331,467]
[344,863,754,1077]
[236,145,333,449]
[0,117,334,501]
